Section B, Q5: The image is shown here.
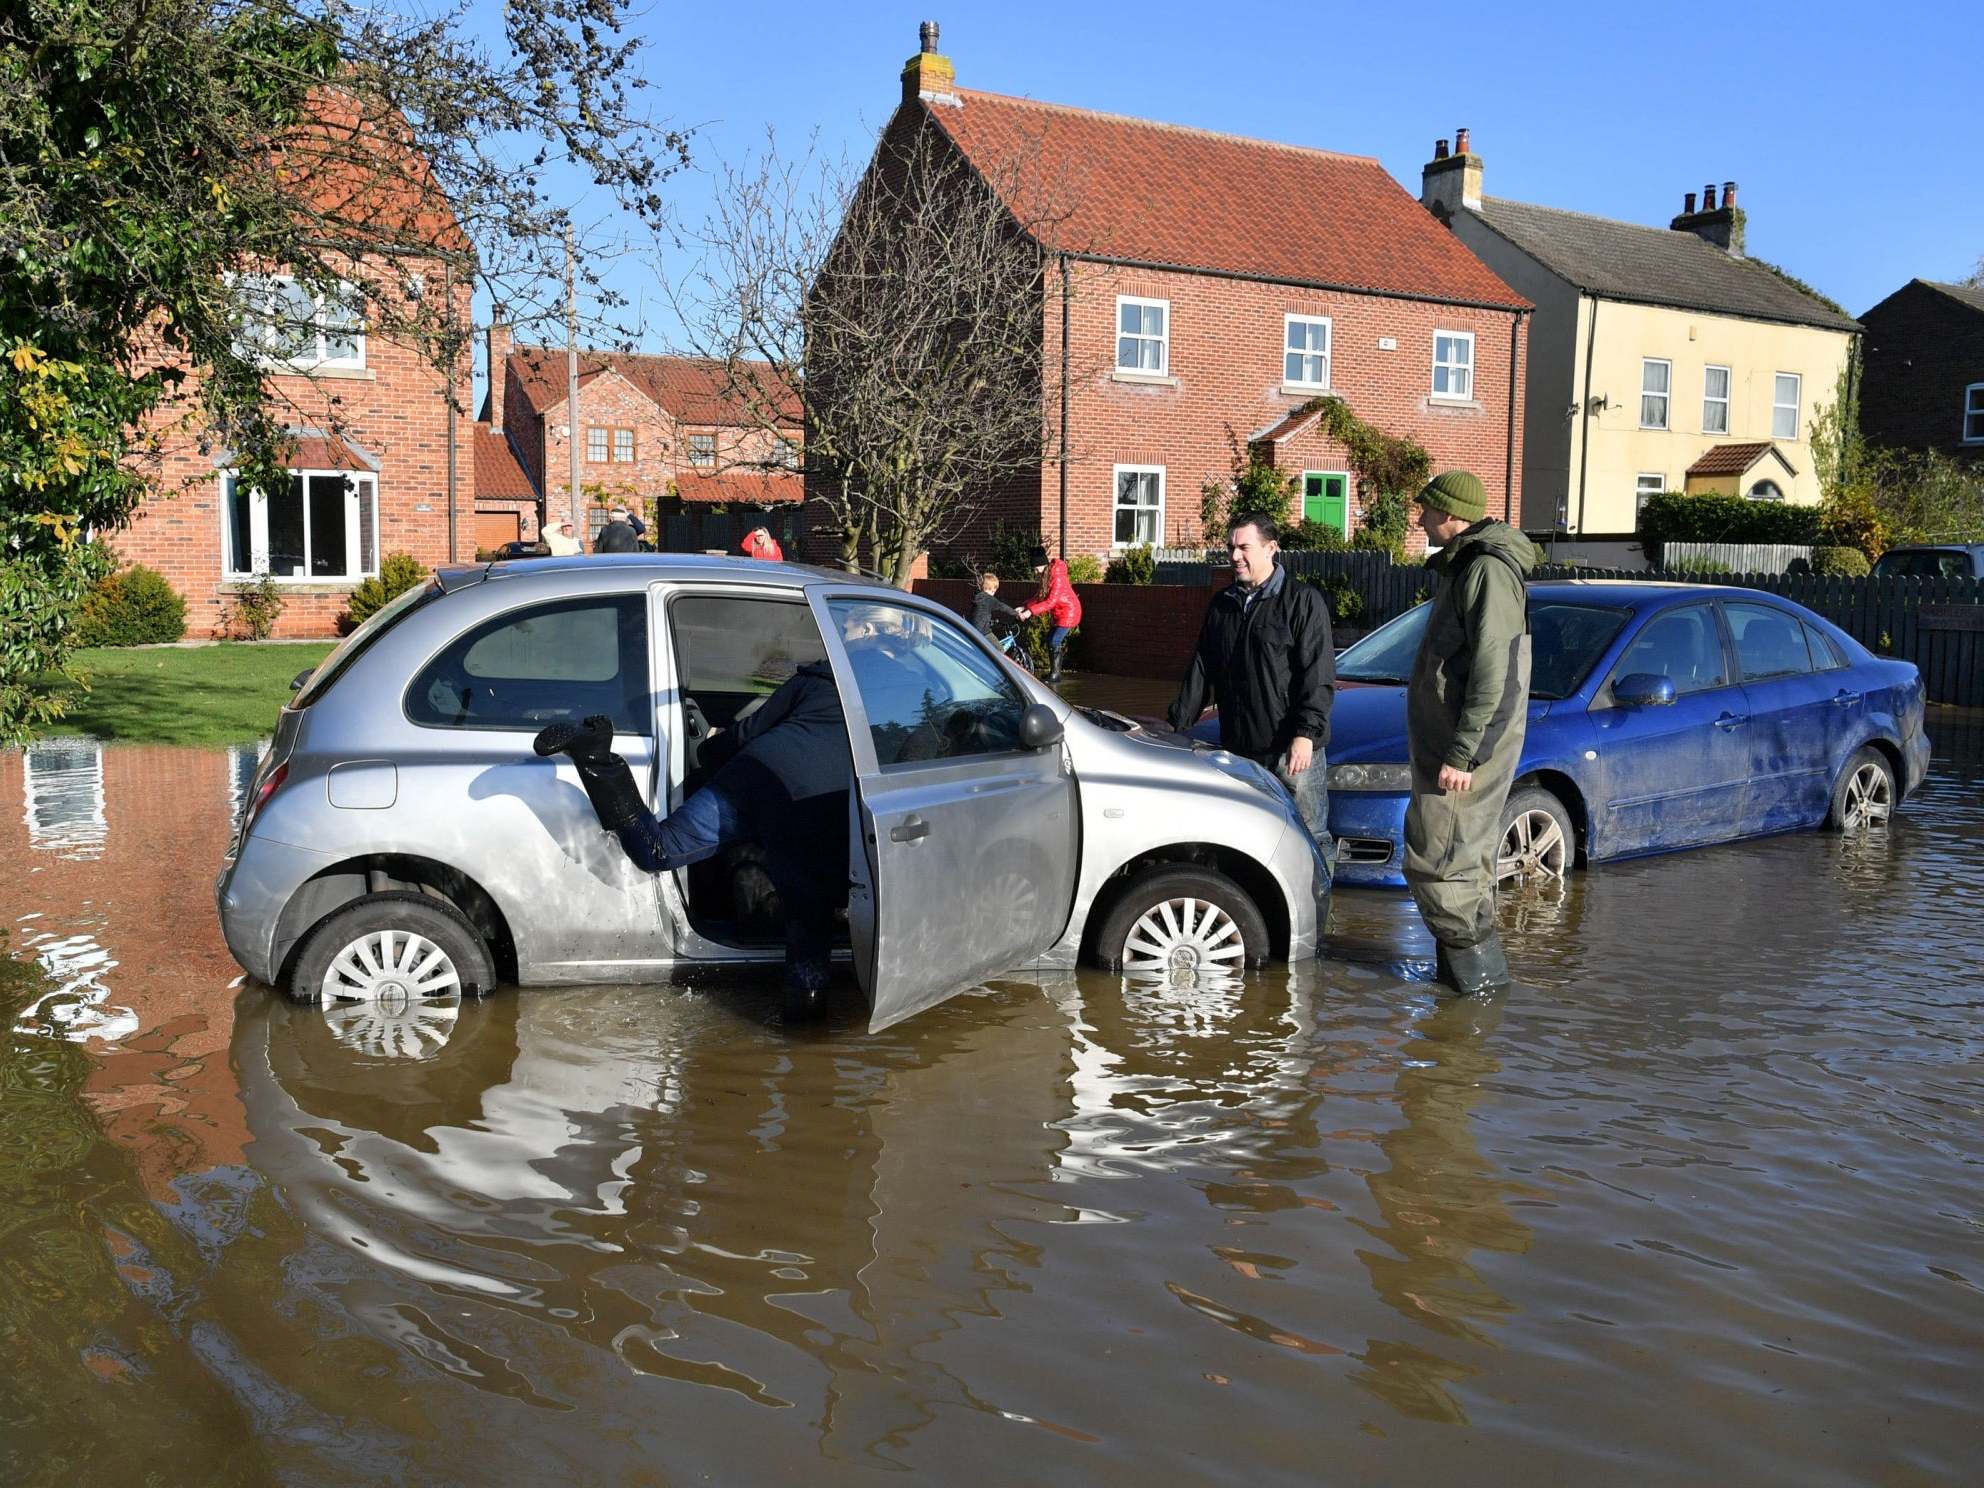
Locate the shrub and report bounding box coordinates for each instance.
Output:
[228,574,285,641]
[1065,554,1105,585]
[1105,544,1156,584]
[1279,519,1347,552]
[1353,490,1412,561]
[70,564,186,647]
[342,552,426,632]
[1666,556,1735,577]
[1637,491,1821,550]
[1299,571,1365,625]
[1810,546,1871,577]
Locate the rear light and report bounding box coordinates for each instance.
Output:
[241,761,289,838]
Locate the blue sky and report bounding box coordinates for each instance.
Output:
[482,0,1977,381]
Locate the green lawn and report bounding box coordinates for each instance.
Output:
[35,643,337,747]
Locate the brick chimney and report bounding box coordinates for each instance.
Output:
[1420,126,1484,221]
[901,20,960,107]
[1670,179,1745,256]
[485,320,510,432]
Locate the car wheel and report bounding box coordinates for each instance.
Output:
[286,891,495,1007]
[1497,787,1573,883]
[1092,867,1271,975]
[1826,746,1896,833]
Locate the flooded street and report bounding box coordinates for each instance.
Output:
[4,705,1982,1485]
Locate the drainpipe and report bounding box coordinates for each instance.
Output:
[1058,253,1070,556]
[1574,294,1599,541]
[445,258,458,564]
[1504,309,1523,526]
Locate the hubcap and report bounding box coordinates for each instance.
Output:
[321,928,462,1005]
[1841,762,1893,832]
[1497,809,1568,883]
[1121,897,1247,973]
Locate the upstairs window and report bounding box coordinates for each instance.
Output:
[1431,331,1473,400]
[1284,315,1331,389]
[1963,383,1984,444]
[586,426,610,463]
[613,428,636,463]
[1116,297,1169,374]
[1702,365,1730,434]
[233,274,364,370]
[1641,358,1671,429]
[687,432,717,467]
[1772,372,1801,439]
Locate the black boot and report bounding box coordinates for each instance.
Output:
[781,956,830,1022]
[1435,932,1512,995]
[1047,654,1064,686]
[533,714,645,830]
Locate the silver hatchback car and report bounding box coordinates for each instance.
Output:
[217,555,1329,1030]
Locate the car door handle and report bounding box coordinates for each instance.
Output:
[890,817,931,843]
[1831,690,1860,707]
[1712,712,1747,731]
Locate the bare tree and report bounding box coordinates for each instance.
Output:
[672,113,1094,586]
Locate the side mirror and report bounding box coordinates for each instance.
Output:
[290,668,315,693]
[1018,702,1064,751]
[1614,672,1676,708]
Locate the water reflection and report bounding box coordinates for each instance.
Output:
[21,737,107,859]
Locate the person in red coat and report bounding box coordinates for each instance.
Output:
[739,525,784,562]
[1018,545,1082,684]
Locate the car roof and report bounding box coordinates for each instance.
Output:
[453,553,900,594]
[1879,543,1983,554]
[1524,579,1787,609]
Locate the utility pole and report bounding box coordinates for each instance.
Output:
[565,222,582,543]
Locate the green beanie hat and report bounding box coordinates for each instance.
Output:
[1417,469,1488,523]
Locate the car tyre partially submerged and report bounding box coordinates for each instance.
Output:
[1826,746,1896,834]
[1092,866,1271,975]
[1497,786,1575,883]
[288,892,495,1007]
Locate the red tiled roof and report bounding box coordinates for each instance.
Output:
[928,90,1528,311]
[671,469,804,507]
[1686,442,1796,478]
[505,349,801,425]
[283,432,373,470]
[473,425,536,501]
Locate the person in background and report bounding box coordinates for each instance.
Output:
[1018,544,1082,684]
[542,516,583,556]
[1167,512,1334,851]
[740,525,784,562]
[595,506,640,554]
[1402,469,1537,996]
[968,571,1024,638]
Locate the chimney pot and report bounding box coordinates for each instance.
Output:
[1683,191,1696,214]
[485,319,510,435]
[1722,180,1738,208]
[919,19,938,53]
[1434,137,1449,160]
[1701,182,1716,211]
[1455,126,1471,154]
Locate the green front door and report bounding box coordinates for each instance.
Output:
[1302,473,1349,537]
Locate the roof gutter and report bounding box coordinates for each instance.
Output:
[1057,251,1530,316]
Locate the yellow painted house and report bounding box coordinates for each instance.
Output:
[1420,133,1859,557]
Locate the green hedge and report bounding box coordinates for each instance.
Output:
[70,564,187,647]
[1637,491,1821,546]
[1810,545,1870,577]
[1104,544,1156,584]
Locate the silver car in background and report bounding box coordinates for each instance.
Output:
[217,556,1328,1031]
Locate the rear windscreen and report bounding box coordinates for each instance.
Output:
[292,578,445,708]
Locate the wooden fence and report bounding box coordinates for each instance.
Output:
[1154,550,1984,707]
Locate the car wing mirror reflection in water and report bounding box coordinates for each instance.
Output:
[1614,672,1677,707]
[1019,702,1065,750]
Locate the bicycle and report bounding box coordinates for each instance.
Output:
[996,627,1036,677]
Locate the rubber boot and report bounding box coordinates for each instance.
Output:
[533,714,645,830]
[1435,931,1512,995]
[781,956,830,1022]
[1047,653,1064,686]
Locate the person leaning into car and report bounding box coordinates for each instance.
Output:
[1167,511,1334,850]
[1403,469,1538,996]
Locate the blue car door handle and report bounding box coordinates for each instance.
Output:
[1712,712,1747,731]
[1831,689,1860,707]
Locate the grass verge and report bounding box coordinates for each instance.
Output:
[33,643,337,747]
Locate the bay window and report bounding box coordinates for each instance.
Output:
[224,469,379,582]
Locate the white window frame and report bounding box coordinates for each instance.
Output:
[686,432,717,468]
[1111,464,1165,549]
[1772,372,1802,439]
[1283,314,1332,390]
[1640,357,1672,430]
[1115,296,1170,375]
[1702,365,1730,435]
[230,272,366,372]
[1431,330,1474,401]
[222,468,379,584]
[1635,473,1665,515]
[1962,383,1984,444]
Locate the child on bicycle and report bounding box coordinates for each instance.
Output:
[968,571,1025,638]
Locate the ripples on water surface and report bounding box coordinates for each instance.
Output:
[2,725,1981,1485]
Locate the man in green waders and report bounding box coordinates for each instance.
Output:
[1404,470,1538,993]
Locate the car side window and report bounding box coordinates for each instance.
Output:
[828,599,1026,767]
[1607,605,1727,697]
[406,595,650,733]
[670,594,828,727]
[1802,621,1846,671]
[1724,602,1814,681]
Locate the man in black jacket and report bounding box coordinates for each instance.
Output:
[1168,512,1335,845]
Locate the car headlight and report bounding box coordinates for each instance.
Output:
[1327,762,1412,792]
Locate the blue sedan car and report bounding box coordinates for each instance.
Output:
[1196,582,1930,888]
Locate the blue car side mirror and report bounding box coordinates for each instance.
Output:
[1614,672,1677,708]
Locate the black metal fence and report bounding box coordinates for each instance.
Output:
[1154,550,1984,707]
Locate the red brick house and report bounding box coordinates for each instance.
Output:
[1858,279,1984,461]
[482,330,803,549]
[845,28,1530,565]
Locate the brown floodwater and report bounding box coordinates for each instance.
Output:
[4,701,1982,1485]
